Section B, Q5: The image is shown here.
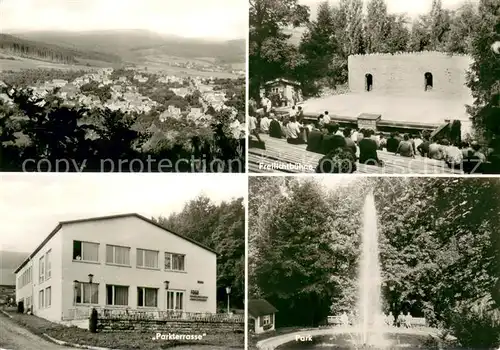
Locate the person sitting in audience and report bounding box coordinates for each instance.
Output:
[296,106,304,123]
[396,134,415,157]
[260,113,271,134]
[359,129,382,166]
[335,125,344,136]
[471,141,487,162]
[269,114,282,139]
[378,133,387,150]
[444,140,463,168]
[351,128,359,144]
[462,141,485,174]
[386,132,400,153]
[461,141,473,158]
[417,136,431,157]
[248,113,262,143]
[316,147,357,173]
[370,129,380,148]
[306,122,323,153]
[428,139,444,160]
[285,116,304,144]
[413,134,423,154]
[317,114,324,126]
[321,123,346,155]
[357,128,365,144]
[343,128,357,155]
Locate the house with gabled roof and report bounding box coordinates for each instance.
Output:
[248,299,278,334]
[14,213,216,324]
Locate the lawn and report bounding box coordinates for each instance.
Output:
[4,310,243,349]
[248,327,316,350]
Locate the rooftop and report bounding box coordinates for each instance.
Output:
[248,299,278,318]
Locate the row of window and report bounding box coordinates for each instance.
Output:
[39,286,51,309]
[73,241,185,271]
[18,266,32,289]
[74,282,184,310]
[39,250,52,284]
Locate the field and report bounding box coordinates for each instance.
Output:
[0,55,99,72]
[0,54,241,78]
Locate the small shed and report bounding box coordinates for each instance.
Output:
[248,299,278,334]
[263,79,302,107]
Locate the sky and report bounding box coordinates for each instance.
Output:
[0,174,246,252]
[301,0,478,20]
[0,0,247,40]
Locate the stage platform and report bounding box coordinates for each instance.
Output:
[302,91,472,123]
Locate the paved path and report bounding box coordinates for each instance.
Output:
[256,326,441,350]
[0,313,74,350]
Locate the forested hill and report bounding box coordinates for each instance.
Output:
[13,30,246,65]
[0,33,122,64]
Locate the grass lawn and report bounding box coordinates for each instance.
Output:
[248,327,316,350]
[4,310,243,349]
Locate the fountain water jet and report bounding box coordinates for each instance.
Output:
[355,192,387,348]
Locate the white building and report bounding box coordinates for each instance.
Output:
[14,213,217,323]
[248,299,278,334]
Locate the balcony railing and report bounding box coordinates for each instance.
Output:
[63,307,243,323]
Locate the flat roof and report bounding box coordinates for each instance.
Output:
[14,213,216,274]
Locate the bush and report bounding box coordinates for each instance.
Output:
[444,301,500,348]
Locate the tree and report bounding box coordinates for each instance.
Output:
[465,0,500,158]
[428,0,452,51]
[445,2,480,54]
[408,16,432,51]
[384,14,411,53]
[252,179,339,327]
[297,1,339,95]
[249,176,500,346]
[249,0,309,99]
[154,196,245,309]
[344,0,365,56]
[365,0,389,53]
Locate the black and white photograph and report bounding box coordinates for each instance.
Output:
[248,0,500,174]
[0,174,245,349]
[0,0,246,172]
[248,176,500,349]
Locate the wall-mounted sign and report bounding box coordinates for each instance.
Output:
[190,295,208,301]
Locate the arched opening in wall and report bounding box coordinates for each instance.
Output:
[365,74,373,92]
[424,72,433,91]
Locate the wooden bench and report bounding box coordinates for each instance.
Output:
[249,134,463,174]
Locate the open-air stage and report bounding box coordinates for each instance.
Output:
[297,91,473,134]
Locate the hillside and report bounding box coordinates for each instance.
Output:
[13,30,245,65]
[0,33,122,65]
[0,250,28,286]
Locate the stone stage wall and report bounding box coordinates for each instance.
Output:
[348,51,473,99]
